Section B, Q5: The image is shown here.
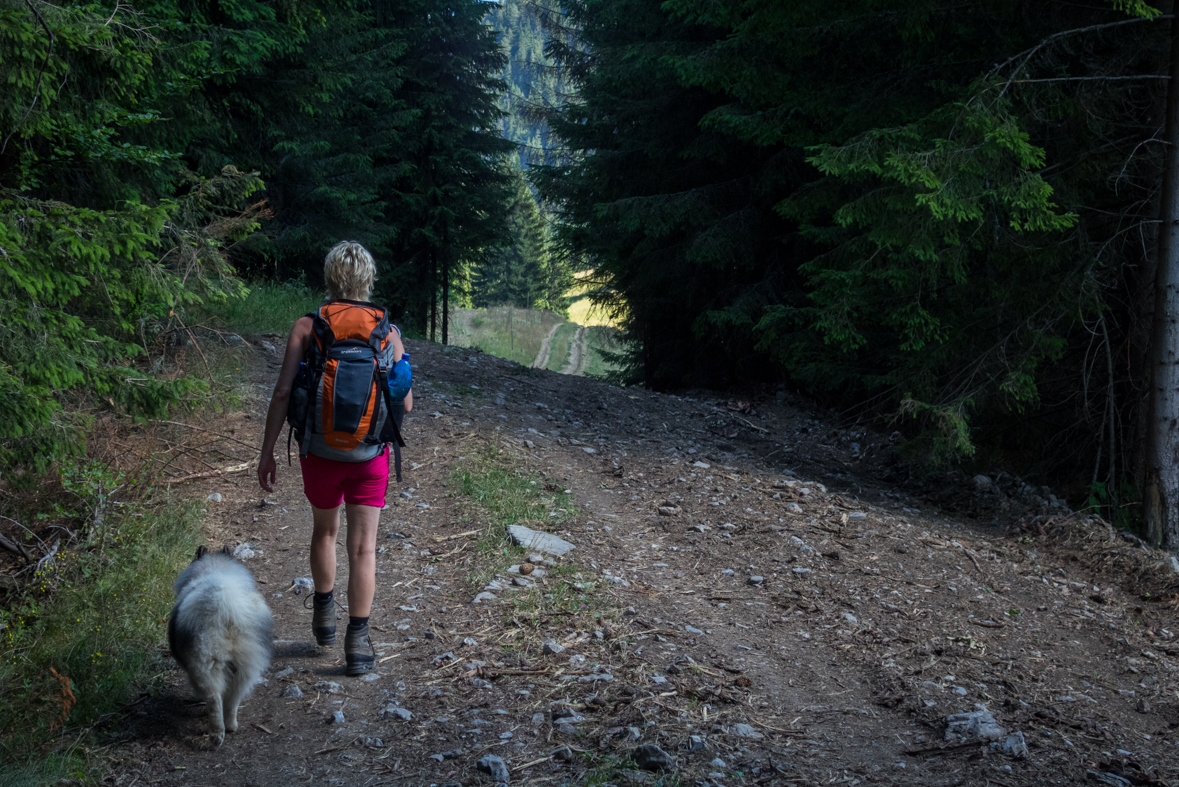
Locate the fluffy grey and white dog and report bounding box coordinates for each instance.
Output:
[168,545,273,744]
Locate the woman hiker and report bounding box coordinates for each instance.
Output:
[257,241,412,675]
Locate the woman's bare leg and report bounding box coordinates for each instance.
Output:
[310,505,342,593]
[343,503,380,617]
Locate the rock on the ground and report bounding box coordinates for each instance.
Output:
[314,681,344,694]
[476,753,510,783]
[578,672,613,683]
[281,684,303,699]
[330,710,346,724]
[747,575,764,586]
[731,723,764,739]
[206,493,222,503]
[292,577,314,594]
[944,706,1005,742]
[473,591,497,603]
[632,744,675,771]
[542,640,565,655]
[996,732,1028,758]
[233,542,260,560]
[508,524,575,556]
[382,705,412,721]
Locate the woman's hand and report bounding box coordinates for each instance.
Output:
[258,452,277,493]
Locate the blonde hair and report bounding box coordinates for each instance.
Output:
[324,241,376,301]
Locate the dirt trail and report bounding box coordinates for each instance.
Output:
[559,325,586,375]
[105,340,1179,787]
[531,322,562,369]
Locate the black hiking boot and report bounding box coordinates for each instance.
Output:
[310,593,336,646]
[344,622,374,676]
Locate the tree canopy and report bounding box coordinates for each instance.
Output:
[535,0,1173,528]
[0,0,517,468]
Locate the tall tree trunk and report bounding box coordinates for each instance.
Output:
[441,225,450,346]
[1145,11,1179,549]
[429,245,437,343]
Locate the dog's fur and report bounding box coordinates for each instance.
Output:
[168,546,273,744]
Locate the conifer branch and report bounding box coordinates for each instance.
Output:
[1013,75,1170,83]
[992,15,1171,78]
[1,0,55,157]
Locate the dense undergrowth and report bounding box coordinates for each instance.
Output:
[0,282,316,784]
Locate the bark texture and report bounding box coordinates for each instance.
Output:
[1145,11,1179,549]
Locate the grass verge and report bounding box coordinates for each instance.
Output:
[0,280,314,783]
[196,279,323,335]
[450,441,574,592]
[0,474,200,780]
[449,441,619,623]
[545,323,579,372]
[450,307,565,366]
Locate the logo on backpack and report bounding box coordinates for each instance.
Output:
[287,301,406,467]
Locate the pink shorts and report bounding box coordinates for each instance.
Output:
[299,447,389,509]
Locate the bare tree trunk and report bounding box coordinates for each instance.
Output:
[429,246,437,343]
[1145,11,1179,549]
[441,226,450,346]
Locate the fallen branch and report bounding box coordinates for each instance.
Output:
[962,547,985,573]
[730,413,769,434]
[34,539,59,577]
[0,532,33,561]
[904,741,985,757]
[432,530,480,543]
[163,462,250,484]
[153,420,259,451]
[970,619,1004,629]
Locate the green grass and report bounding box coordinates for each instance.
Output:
[450,442,574,592]
[198,279,323,335]
[505,563,610,619]
[431,380,486,399]
[582,753,684,786]
[449,307,565,366]
[545,323,579,372]
[0,287,286,782]
[0,471,201,776]
[447,444,620,623]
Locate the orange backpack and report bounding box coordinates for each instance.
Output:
[287,300,406,478]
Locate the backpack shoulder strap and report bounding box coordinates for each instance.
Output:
[310,304,334,356]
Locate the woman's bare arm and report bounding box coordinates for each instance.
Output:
[258,316,313,491]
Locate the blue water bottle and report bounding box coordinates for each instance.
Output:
[388,352,412,400]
